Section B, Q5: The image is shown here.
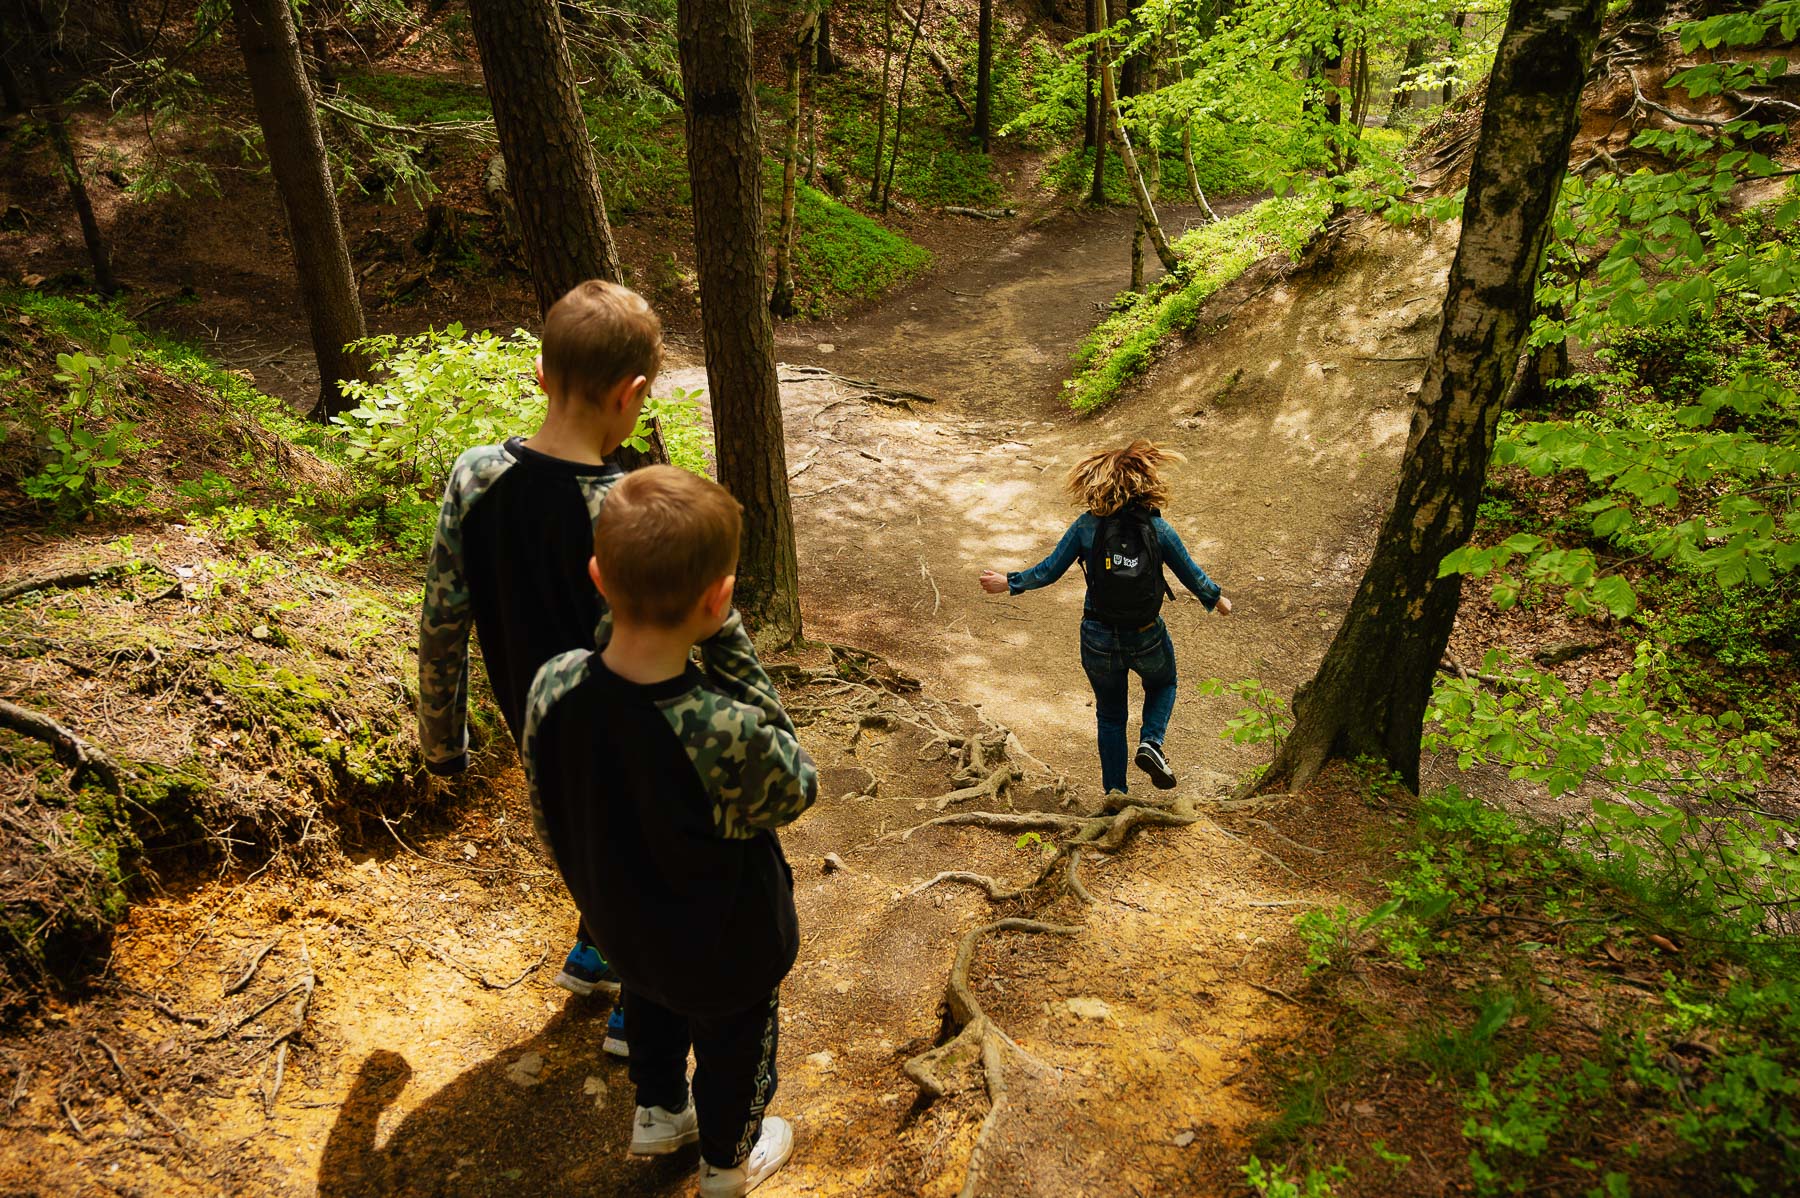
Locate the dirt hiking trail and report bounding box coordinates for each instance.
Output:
[0,209,1456,1198]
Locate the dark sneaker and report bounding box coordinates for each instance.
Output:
[1134,742,1177,790]
[603,999,629,1059]
[554,938,622,998]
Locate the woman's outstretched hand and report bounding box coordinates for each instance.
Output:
[1216,596,1233,616]
[979,569,1009,595]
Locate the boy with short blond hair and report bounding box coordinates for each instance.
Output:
[417,280,662,1036]
[522,465,816,1197]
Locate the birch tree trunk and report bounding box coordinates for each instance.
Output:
[466,0,622,315]
[228,0,369,418]
[676,0,802,644]
[1258,0,1606,793]
[1100,46,1177,272]
[1182,124,1218,221]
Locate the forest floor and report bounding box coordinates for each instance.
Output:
[0,198,1458,1197]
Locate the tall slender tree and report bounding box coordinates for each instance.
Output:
[1100,43,1176,271]
[1088,0,1107,203]
[771,12,817,318]
[676,0,802,643]
[228,0,368,418]
[465,0,622,315]
[869,0,894,204]
[1082,0,1098,150]
[881,0,928,212]
[973,0,993,150]
[815,2,836,73]
[7,0,114,295]
[1257,0,1606,793]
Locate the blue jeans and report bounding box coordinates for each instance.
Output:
[1078,617,1177,795]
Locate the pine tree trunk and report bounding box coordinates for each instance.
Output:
[1130,220,1144,291]
[675,0,802,644]
[882,0,927,212]
[869,1,894,204]
[770,35,805,319]
[1083,0,1097,149]
[1258,0,1606,794]
[465,0,622,316]
[9,0,115,295]
[228,0,369,418]
[973,0,993,150]
[1100,47,1177,271]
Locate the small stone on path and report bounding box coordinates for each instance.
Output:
[505,1052,544,1087]
[817,343,835,353]
[805,1050,835,1070]
[821,852,847,874]
[584,1075,608,1107]
[1065,997,1112,1021]
[1174,1130,1196,1148]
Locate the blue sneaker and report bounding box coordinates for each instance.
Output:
[554,938,622,998]
[603,1000,629,1059]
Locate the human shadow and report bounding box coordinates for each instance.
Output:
[317,999,699,1197]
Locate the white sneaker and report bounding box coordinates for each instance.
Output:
[628,1103,699,1155]
[697,1115,793,1196]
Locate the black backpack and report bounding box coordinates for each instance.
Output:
[1081,505,1174,627]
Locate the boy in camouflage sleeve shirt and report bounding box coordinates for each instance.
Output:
[417,280,661,1037]
[522,466,817,1198]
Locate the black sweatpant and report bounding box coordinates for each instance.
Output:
[624,987,780,1168]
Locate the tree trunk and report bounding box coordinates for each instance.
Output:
[1100,46,1176,271]
[815,4,836,73]
[1181,124,1218,220]
[770,26,808,319]
[893,0,971,121]
[1118,0,1141,98]
[9,0,116,296]
[228,0,367,418]
[1443,11,1467,105]
[869,1,894,204]
[465,0,622,316]
[1258,0,1606,794]
[882,0,928,212]
[1321,37,1346,174]
[111,0,145,54]
[973,0,993,150]
[1083,0,1098,149]
[1130,220,1144,291]
[675,0,802,644]
[1390,37,1425,119]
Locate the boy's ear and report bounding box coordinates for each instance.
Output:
[535,354,547,393]
[618,374,649,412]
[704,574,736,619]
[587,556,604,596]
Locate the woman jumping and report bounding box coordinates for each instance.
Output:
[979,440,1231,795]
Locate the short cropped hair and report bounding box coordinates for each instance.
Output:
[594,466,742,628]
[542,280,664,402]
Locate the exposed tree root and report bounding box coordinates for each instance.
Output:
[918,763,1017,811]
[777,364,939,407]
[902,917,1079,1100]
[0,562,175,604]
[0,698,127,796]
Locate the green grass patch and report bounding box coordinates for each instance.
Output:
[1064,192,1330,411]
[768,177,933,317]
[337,68,493,126]
[816,72,1001,208]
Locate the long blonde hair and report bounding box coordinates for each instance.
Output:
[1066,440,1185,517]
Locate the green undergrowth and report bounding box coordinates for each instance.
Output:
[1042,122,1257,206]
[1065,191,1330,411]
[1246,781,1800,1197]
[0,293,504,1014]
[816,72,1005,209]
[765,173,934,317]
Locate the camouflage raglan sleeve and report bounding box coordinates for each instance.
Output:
[694,610,794,736]
[520,649,595,861]
[416,445,513,776]
[658,681,818,841]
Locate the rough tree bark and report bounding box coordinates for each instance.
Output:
[1100,44,1177,271]
[1257,0,1605,794]
[882,0,928,212]
[228,0,369,418]
[869,0,894,204]
[771,14,817,318]
[465,0,622,316]
[676,0,803,643]
[9,0,115,295]
[815,3,836,73]
[973,0,993,150]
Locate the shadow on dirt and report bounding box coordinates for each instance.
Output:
[317,1000,697,1197]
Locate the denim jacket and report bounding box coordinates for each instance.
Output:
[1007,511,1222,611]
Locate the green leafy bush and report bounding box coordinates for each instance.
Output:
[20,336,152,512]
[332,324,710,487]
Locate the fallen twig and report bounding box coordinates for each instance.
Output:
[94,1036,194,1149]
[1246,981,1307,1007]
[225,939,281,996]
